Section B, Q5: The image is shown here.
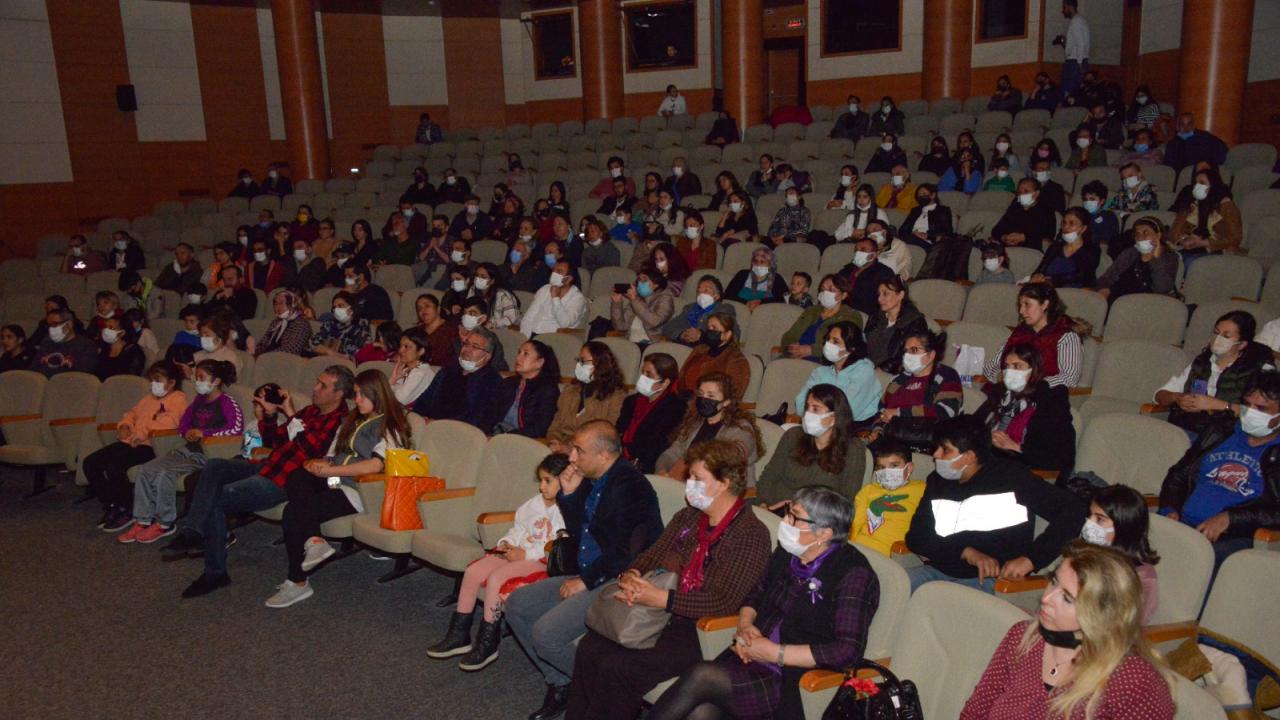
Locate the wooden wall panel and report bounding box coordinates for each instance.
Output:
[1241,79,1280,148]
[319,11,391,177]
[808,74,925,107]
[442,16,507,130]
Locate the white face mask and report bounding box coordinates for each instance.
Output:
[239,235,249,245]
[869,231,887,246]
[983,257,1002,272]
[1081,518,1113,546]
[268,170,279,179]
[802,410,832,437]
[840,176,853,187]
[656,259,668,271]
[902,351,927,374]
[69,246,84,257]
[1062,230,1080,243]
[101,328,122,344]
[474,276,491,291]
[460,314,481,331]
[150,381,168,398]
[997,169,1009,179]
[935,453,969,480]
[615,214,627,225]
[891,175,905,187]
[818,290,839,309]
[48,324,67,343]
[636,374,662,398]
[1192,183,1210,201]
[344,275,358,287]
[200,335,218,352]
[1135,239,1155,255]
[1124,175,1142,189]
[194,380,213,396]
[1035,171,1051,183]
[187,293,203,305]
[610,167,623,178]
[822,340,846,363]
[684,227,700,240]
[696,293,715,309]
[1003,367,1032,393]
[729,201,744,213]
[777,520,815,557]
[254,251,268,263]
[549,272,567,288]
[333,306,351,323]
[1018,193,1035,208]
[752,264,770,278]
[450,250,466,264]
[874,467,909,490]
[881,142,893,153]
[445,176,457,185]
[996,142,1010,153]
[1076,137,1091,149]
[785,194,799,207]
[672,166,684,177]
[293,249,308,262]
[684,479,715,511]
[519,234,534,242]
[1135,95,1149,105]
[466,205,479,216]
[451,279,467,292]
[853,250,873,268]
[848,103,859,113]
[1211,334,1237,358]
[574,361,594,384]
[114,240,128,251]
[277,310,293,321]
[1242,407,1279,437]
[458,357,480,373]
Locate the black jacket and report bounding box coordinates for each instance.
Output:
[838,260,897,316]
[203,287,258,321]
[867,109,905,137]
[830,110,870,141]
[108,243,147,272]
[412,363,501,430]
[899,205,954,243]
[905,456,1086,578]
[616,391,688,473]
[1159,424,1280,537]
[484,376,560,439]
[351,284,394,322]
[557,456,663,589]
[977,380,1076,472]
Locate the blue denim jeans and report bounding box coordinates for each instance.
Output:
[186,458,287,576]
[1061,59,1087,97]
[504,576,606,687]
[907,564,997,595]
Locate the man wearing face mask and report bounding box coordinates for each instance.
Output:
[154,243,204,296]
[1028,158,1067,215]
[203,265,257,321]
[383,200,429,245]
[447,195,495,242]
[987,75,1023,114]
[903,416,1086,594]
[436,168,472,204]
[663,156,702,204]
[1159,371,1280,572]
[342,264,394,322]
[838,237,896,316]
[259,163,293,197]
[278,239,326,293]
[590,157,637,200]
[432,238,476,291]
[228,168,259,199]
[992,178,1059,248]
[412,328,502,429]
[830,94,870,141]
[1162,113,1228,173]
[30,308,99,377]
[1077,180,1119,248]
[520,260,587,337]
[867,95,904,136]
[401,166,436,206]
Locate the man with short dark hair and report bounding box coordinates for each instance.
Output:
[60,234,106,276]
[343,264,394,321]
[203,265,257,320]
[505,420,663,720]
[435,167,472,204]
[170,367,353,597]
[830,94,870,141]
[415,112,442,145]
[447,195,494,241]
[154,243,204,295]
[589,156,636,199]
[412,328,502,429]
[30,308,98,377]
[260,163,293,197]
[278,239,326,293]
[904,415,1085,593]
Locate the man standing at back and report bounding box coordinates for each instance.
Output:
[505,420,663,720]
[1054,0,1090,98]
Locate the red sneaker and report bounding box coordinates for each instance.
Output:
[117,522,147,544]
[134,523,176,544]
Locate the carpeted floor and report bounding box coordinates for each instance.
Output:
[0,468,549,720]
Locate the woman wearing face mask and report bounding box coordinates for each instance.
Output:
[868,95,905,136]
[1031,138,1063,168]
[1082,485,1160,624]
[939,147,983,195]
[725,246,787,308]
[580,218,620,274]
[658,373,764,485]
[649,486,876,720]
[256,289,312,356]
[758,385,866,507]
[1125,85,1160,131]
[1029,207,1100,288]
[118,359,243,545]
[824,164,861,210]
[1170,165,1241,263]
[863,277,928,372]
[610,268,676,343]
[976,343,1076,473]
[793,321,879,426]
[705,171,743,211]
[411,294,456,367]
[287,204,320,245]
[984,282,1085,388]
[989,133,1022,174]
[1024,72,1061,112]
[869,328,963,451]
[192,315,242,375]
[711,193,759,247]
[960,541,1176,720]
[668,210,713,272]
[1096,216,1178,302]
[952,131,987,175]
[865,132,907,174]
[917,137,952,177]
[109,231,147,273]
[1156,311,1271,438]
[780,274,860,360]
[571,438,771,720]
[308,293,370,360]
[440,265,472,319]
[678,312,752,398]
[388,327,437,406]
[467,262,520,329]
[1118,128,1164,166]
[766,188,812,247]
[832,184,888,243]
[82,361,189,532]
[1065,127,1107,171]
[613,353,687,472]
[95,316,145,380]
[546,342,626,453]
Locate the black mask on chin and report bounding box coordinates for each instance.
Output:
[1038,623,1082,649]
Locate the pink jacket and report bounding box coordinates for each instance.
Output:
[118,391,189,446]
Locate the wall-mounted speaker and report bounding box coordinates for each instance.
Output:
[116,84,137,112]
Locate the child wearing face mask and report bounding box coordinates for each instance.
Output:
[82,361,190,532]
[851,440,926,556]
[975,343,1076,473]
[1081,485,1160,624]
[117,360,243,545]
[976,244,1015,285]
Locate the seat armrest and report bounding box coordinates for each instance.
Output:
[696,615,738,633]
[1144,495,1159,508]
[935,318,953,326]
[994,576,1049,594]
[202,434,242,446]
[0,413,43,424]
[478,511,517,525]
[1144,621,1197,645]
[357,473,387,483]
[1255,527,1280,550]
[417,487,479,534]
[49,416,95,427]
[785,414,801,424]
[557,328,585,336]
[696,615,739,660]
[1068,387,1092,397]
[1032,469,1059,481]
[251,446,272,459]
[889,541,923,569]
[151,428,179,437]
[477,511,517,548]
[740,402,756,411]
[1140,403,1170,415]
[97,422,118,432]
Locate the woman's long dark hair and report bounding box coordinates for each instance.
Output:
[794,383,855,474]
[671,372,764,460]
[524,340,561,386]
[825,321,867,366]
[1018,282,1067,326]
[581,341,625,401]
[1000,342,1045,395]
[1092,484,1160,566]
[335,369,411,454]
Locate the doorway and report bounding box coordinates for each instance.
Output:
[765,37,805,114]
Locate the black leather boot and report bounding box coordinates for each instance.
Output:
[528,683,570,720]
[426,611,473,658]
[457,617,503,671]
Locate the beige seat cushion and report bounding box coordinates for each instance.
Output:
[410,530,486,573]
[0,445,62,466]
[255,502,287,522]
[351,513,413,553]
[320,513,355,539]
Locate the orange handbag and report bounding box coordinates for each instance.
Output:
[380,475,445,531]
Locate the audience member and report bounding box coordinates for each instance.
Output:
[287,204,320,245]
[448,196,495,242]
[610,267,676,343]
[976,343,1076,472]
[1024,71,1060,112]
[987,75,1023,113]
[665,156,702,204]
[976,243,1016,285]
[852,439,926,557]
[308,292,369,360]
[833,184,889,243]
[1163,113,1228,172]
[1084,484,1161,624]
[520,260,587,337]
[31,307,98,377]
[1078,180,1120,247]
[725,246,787,307]
[899,183,954,251]
[436,168,472,204]
[245,239,283,292]
[1065,126,1107,170]
[826,165,862,209]
[415,112,442,144]
[992,177,1058,248]
[1170,165,1241,260]
[259,163,293,197]
[1030,207,1101,288]
[704,109,740,146]
[649,242,692,297]
[154,244,204,295]
[781,274,860,361]
[657,372,763,486]
[829,94,870,141]
[784,271,814,308]
[1118,128,1164,165]
[677,312,751,398]
[591,157,637,199]
[766,187,812,246]
[1096,216,1177,299]
[709,197,758,248]
[1030,157,1068,213]
[95,315,145,380]
[863,275,928,372]
[228,168,259,198]
[193,313,242,374]
[1157,311,1270,438]
[0,324,34,372]
[745,154,780,198]
[869,327,963,452]
[1106,163,1160,218]
[758,384,866,506]
[661,274,732,347]
[868,96,905,136]
[839,237,897,315]
[581,219,620,274]
[109,231,146,272]
[795,320,879,425]
[203,264,257,320]
[546,341,626,451]
[412,327,502,429]
[615,353,686,472]
[1083,102,1124,150]
[484,339,560,438]
[989,133,1022,174]
[866,133,908,174]
[657,84,687,116]
[60,234,107,276]
[981,157,1014,193]
[940,149,983,194]
[256,289,312,356]
[985,283,1084,388]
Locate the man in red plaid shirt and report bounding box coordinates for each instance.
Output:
[166,365,354,599]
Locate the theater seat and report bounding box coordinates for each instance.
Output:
[0,371,99,496]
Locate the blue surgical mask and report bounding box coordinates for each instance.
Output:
[1083,199,1100,214]
[1134,143,1150,153]
[1178,131,1194,140]
[544,253,557,269]
[636,281,653,298]
[509,249,523,263]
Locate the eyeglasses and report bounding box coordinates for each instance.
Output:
[783,504,815,527]
[462,342,490,353]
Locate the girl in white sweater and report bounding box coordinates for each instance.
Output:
[427,453,567,671]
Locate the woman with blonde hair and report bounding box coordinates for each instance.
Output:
[961,540,1176,719]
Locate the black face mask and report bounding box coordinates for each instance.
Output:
[703,330,722,347]
[1038,623,1082,649]
[414,174,425,183]
[695,397,722,418]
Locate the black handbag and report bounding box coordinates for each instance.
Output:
[544,531,579,577]
[821,659,924,720]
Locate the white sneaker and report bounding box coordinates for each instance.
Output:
[300,537,335,572]
[264,581,314,608]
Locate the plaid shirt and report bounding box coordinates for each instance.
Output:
[256,404,346,487]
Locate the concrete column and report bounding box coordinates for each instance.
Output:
[579,0,624,120]
[271,0,330,180]
[922,0,973,101]
[1178,0,1254,145]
